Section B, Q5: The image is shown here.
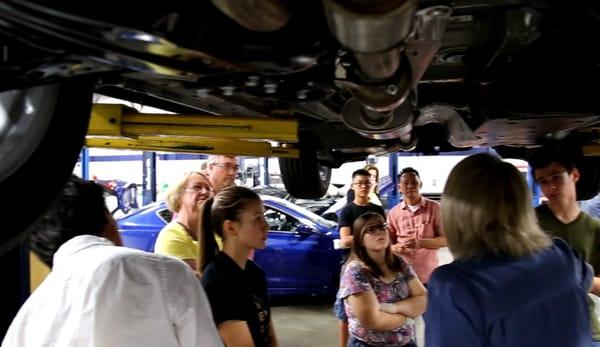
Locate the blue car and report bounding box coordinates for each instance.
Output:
[117,195,342,297]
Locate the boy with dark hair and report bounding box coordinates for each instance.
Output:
[339,169,386,249]
[3,175,222,347]
[530,147,600,345]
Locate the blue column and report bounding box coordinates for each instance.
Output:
[80,148,89,180]
[263,157,270,185]
[255,159,261,187]
[142,151,157,205]
[528,165,542,207]
[388,153,399,209]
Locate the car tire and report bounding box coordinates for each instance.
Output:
[279,134,331,199]
[0,82,93,254]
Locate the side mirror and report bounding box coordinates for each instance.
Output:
[121,184,139,213]
[296,224,314,235]
[104,190,119,215]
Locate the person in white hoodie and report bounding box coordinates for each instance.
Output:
[2,175,223,347]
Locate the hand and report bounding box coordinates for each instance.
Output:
[401,238,419,250]
[379,303,398,314]
[391,243,404,255]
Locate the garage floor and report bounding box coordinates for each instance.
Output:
[272,303,338,347]
[271,248,453,346]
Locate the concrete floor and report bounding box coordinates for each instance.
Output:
[271,248,453,346]
[272,303,338,347]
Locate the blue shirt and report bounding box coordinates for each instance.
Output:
[425,238,593,347]
[581,194,600,219]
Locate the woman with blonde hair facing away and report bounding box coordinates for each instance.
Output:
[426,153,594,347]
[154,171,213,271]
[338,211,427,346]
[201,186,279,347]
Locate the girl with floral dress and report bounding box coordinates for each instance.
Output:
[338,212,427,347]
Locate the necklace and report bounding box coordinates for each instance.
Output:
[175,221,197,240]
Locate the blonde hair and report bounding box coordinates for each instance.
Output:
[442,153,551,260]
[165,171,210,212]
[364,164,379,192]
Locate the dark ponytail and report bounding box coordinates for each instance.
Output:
[198,186,261,270]
[198,198,219,271]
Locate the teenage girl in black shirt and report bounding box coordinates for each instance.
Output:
[200,186,279,347]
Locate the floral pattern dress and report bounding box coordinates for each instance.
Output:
[338,260,416,346]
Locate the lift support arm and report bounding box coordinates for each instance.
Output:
[86,104,300,157]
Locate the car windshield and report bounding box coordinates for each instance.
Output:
[262,195,337,229]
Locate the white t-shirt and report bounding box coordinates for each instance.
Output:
[2,235,223,347]
[407,204,420,213]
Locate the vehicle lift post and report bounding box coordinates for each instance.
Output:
[142,151,157,205]
[388,152,399,209]
[80,148,90,180]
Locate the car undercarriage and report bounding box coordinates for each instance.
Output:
[1,0,600,249]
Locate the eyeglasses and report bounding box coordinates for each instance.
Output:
[185,185,213,194]
[364,223,388,235]
[213,162,240,172]
[352,181,371,187]
[536,171,567,186]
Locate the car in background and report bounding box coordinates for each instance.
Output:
[252,184,341,216]
[117,195,342,297]
[94,178,139,216]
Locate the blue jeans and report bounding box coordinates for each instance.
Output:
[333,296,348,321]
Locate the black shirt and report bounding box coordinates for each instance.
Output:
[338,202,386,261]
[202,252,272,347]
[338,202,386,229]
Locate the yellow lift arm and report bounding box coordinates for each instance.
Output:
[86,104,299,157]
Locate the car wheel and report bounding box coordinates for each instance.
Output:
[279,134,331,199]
[0,82,93,254]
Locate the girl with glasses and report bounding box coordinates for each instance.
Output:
[338,212,427,347]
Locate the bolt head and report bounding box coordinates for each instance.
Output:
[386,85,398,95]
